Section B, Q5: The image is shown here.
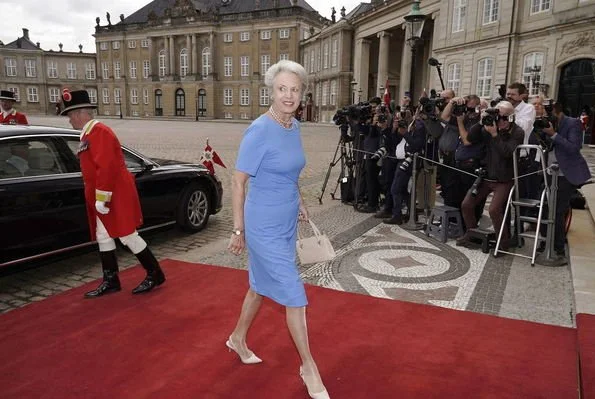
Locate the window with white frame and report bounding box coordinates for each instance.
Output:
[143,88,149,105]
[279,29,289,39]
[114,88,121,104]
[279,54,289,61]
[47,61,58,78]
[240,88,250,106]
[447,63,461,94]
[159,50,166,77]
[180,49,188,76]
[202,47,211,77]
[476,58,494,98]
[114,61,121,79]
[5,58,17,76]
[241,112,249,120]
[48,87,60,103]
[330,80,337,105]
[67,63,77,79]
[88,89,97,104]
[224,56,232,77]
[223,33,233,43]
[27,87,39,103]
[331,39,338,67]
[128,40,136,49]
[483,0,499,24]
[241,56,249,76]
[309,50,314,73]
[323,42,329,69]
[322,81,329,106]
[143,60,150,79]
[260,30,271,40]
[7,87,20,101]
[260,87,270,106]
[223,88,233,106]
[261,55,271,74]
[522,52,545,96]
[100,42,108,51]
[129,61,137,79]
[531,0,550,14]
[130,88,139,104]
[102,62,109,79]
[102,88,110,104]
[224,112,233,119]
[141,39,150,48]
[86,63,96,79]
[112,41,120,50]
[25,59,37,77]
[316,84,321,108]
[240,32,250,42]
[453,0,467,33]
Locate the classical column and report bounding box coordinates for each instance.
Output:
[164,36,170,76]
[377,31,391,100]
[209,32,215,78]
[353,38,371,102]
[191,34,198,75]
[186,35,192,76]
[169,36,175,76]
[399,25,412,101]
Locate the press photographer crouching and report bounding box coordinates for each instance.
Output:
[383,105,428,225]
[456,101,524,249]
[538,101,592,261]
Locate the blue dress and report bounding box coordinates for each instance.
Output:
[236,115,307,307]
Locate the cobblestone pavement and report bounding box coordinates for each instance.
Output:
[1,116,592,329]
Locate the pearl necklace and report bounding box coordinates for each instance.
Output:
[269,106,293,129]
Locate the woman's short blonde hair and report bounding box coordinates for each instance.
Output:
[264,60,308,92]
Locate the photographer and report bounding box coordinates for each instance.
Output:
[456,101,524,249]
[357,98,384,213]
[539,101,591,261]
[383,107,427,225]
[440,95,482,208]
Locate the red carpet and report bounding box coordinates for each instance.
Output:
[578,313,595,398]
[0,260,580,398]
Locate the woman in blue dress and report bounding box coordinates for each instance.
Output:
[227,60,330,399]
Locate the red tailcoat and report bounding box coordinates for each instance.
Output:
[0,110,29,125]
[78,120,143,240]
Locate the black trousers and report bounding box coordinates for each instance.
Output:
[365,158,381,208]
[540,175,576,252]
[381,158,398,212]
[391,161,411,218]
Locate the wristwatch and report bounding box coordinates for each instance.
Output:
[232,229,244,236]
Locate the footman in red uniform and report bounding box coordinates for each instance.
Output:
[60,88,166,297]
[0,90,29,125]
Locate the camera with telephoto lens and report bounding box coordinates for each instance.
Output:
[481,107,500,126]
[399,153,414,172]
[397,118,408,129]
[469,168,486,197]
[419,96,446,116]
[371,147,387,160]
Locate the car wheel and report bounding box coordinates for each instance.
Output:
[177,183,211,232]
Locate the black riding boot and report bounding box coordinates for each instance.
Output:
[85,250,121,298]
[132,247,166,294]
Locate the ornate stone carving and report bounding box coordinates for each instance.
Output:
[561,31,595,56]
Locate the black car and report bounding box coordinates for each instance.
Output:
[0,125,223,268]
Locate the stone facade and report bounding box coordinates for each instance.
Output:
[93,0,324,119]
[0,29,97,115]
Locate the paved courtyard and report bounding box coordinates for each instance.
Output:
[1,116,593,329]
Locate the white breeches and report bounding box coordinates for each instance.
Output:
[96,217,147,254]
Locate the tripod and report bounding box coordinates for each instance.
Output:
[318,133,355,204]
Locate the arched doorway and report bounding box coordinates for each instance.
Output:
[198,89,206,117]
[154,89,163,116]
[557,58,595,117]
[175,88,185,116]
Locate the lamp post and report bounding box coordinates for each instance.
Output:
[404,0,427,101]
[350,80,357,104]
[118,101,122,119]
[358,88,362,103]
[195,94,199,121]
[529,65,542,96]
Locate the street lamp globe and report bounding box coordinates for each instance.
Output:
[404,0,427,45]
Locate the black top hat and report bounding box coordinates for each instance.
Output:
[60,88,97,116]
[0,90,16,101]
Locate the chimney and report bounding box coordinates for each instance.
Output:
[22,28,29,40]
[36,42,40,48]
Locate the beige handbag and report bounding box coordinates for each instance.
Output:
[296,220,336,265]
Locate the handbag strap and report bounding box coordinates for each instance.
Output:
[297,219,323,241]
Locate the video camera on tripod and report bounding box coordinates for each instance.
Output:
[332,102,374,127]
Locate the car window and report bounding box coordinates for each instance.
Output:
[0,138,67,179]
[64,137,144,170]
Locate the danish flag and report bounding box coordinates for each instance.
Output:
[383,79,391,107]
[200,139,226,175]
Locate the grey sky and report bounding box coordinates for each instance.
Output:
[0,0,364,53]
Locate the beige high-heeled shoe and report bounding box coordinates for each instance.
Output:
[225,336,262,364]
[300,366,330,399]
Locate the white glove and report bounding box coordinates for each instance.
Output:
[95,200,110,215]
